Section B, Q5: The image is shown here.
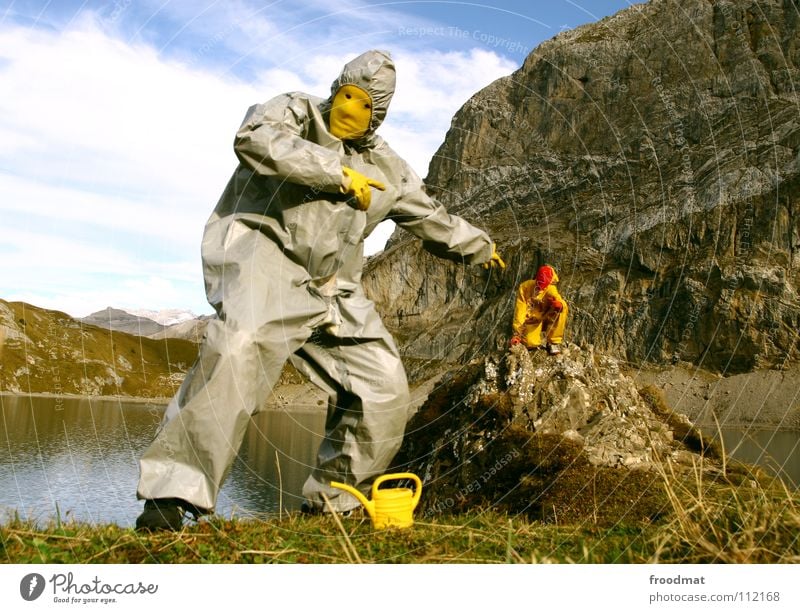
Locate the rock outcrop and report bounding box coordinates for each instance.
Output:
[366,0,800,378]
[393,344,743,523]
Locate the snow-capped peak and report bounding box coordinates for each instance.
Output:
[124,308,198,326]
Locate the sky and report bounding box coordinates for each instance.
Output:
[0,0,635,318]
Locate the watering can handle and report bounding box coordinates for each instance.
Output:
[373,472,423,510]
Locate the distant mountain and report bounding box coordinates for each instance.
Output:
[0,299,198,398]
[126,308,199,327]
[80,307,165,337]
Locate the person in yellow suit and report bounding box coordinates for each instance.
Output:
[510,265,568,355]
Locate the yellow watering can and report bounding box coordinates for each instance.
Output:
[330,473,422,529]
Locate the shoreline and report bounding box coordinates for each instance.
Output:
[631,362,800,431]
[0,389,326,413]
[0,390,171,405]
[5,360,800,429]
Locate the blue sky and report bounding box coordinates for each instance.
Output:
[0,0,634,317]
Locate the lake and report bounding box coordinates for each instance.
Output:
[1,394,797,527]
[0,394,325,527]
[709,427,799,488]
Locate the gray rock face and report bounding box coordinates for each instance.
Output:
[0,301,32,346]
[367,0,800,376]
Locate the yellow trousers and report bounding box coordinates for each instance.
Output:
[520,304,568,348]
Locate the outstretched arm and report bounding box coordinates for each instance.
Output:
[388,163,494,265]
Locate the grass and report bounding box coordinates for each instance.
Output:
[0,510,657,564]
[651,458,800,563]
[640,384,800,563]
[2,468,797,564]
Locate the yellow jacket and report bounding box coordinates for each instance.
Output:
[512,272,566,337]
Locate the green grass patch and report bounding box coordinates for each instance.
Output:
[0,511,656,564]
[3,472,798,564]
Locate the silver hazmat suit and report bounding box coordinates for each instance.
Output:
[136,50,494,513]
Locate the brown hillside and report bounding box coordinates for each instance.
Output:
[0,300,197,398]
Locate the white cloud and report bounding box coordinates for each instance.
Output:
[0,15,515,316]
[0,17,248,202]
[383,48,515,175]
[1,226,206,317]
[4,228,144,276]
[1,173,198,247]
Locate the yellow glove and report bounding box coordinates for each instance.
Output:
[341,166,386,211]
[483,244,506,270]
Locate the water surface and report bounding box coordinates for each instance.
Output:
[1,394,797,528]
[0,394,324,527]
[708,426,799,488]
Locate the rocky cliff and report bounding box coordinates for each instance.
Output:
[366,0,800,378]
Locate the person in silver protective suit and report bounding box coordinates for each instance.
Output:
[135,49,506,531]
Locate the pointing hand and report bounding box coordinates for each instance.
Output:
[341,166,386,211]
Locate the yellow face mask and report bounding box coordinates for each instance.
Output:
[329,84,373,140]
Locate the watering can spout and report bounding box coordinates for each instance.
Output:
[329,481,375,518]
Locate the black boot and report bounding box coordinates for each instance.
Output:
[135,499,189,532]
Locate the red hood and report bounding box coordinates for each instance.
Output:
[536,265,558,290]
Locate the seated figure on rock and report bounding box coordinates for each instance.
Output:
[510,265,568,356]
